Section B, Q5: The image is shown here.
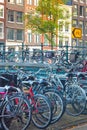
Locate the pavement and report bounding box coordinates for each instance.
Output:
[66,123,87,130]
[27,112,87,130]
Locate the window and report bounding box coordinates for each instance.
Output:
[59,21,63,31]
[27,0,32,5]
[80,0,85,3]
[79,21,84,34]
[73,4,78,16]
[16,0,23,5]
[8,10,14,22]
[28,33,32,43]
[34,0,38,6]
[7,28,14,40]
[85,7,87,17]
[0,0,4,3]
[0,22,4,39]
[72,20,78,27]
[80,6,84,16]
[0,5,4,18]
[65,22,69,32]
[35,34,39,43]
[85,22,87,35]
[65,38,69,45]
[16,29,23,41]
[59,39,63,47]
[8,0,15,3]
[73,0,78,2]
[66,10,69,18]
[16,12,23,23]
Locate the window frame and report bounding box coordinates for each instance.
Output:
[35,34,40,43]
[27,0,32,5]
[16,0,23,5]
[79,21,84,34]
[72,20,78,27]
[65,22,69,32]
[16,29,23,41]
[85,7,87,17]
[0,5,4,18]
[8,10,14,22]
[59,21,64,32]
[0,22,4,39]
[73,4,78,16]
[28,32,32,43]
[85,21,87,36]
[7,28,15,40]
[79,6,84,17]
[34,0,38,6]
[65,37,69,46]
[16,11,23,23]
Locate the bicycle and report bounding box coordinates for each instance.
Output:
[14,66,65,124]
[12,66,52,129]
[0,82,31,130]
[55,66,86,116]
[38,63,86,117]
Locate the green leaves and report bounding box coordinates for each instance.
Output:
[24,0,69,49]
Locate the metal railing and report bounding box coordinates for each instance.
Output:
[0,44,87,63]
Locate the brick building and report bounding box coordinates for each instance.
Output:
[5,0,25,51]
[69,0,87,47]
[2,0,86,51]
[0,0,5,51]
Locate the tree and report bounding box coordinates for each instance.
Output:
[24,0,68,50]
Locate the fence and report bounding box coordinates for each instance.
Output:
[0,44,87,63]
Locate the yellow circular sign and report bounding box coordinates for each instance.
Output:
[72,27,82,39]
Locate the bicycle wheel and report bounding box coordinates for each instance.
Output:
[43,89,65,124]
[77,79,87,114]
[1,95,31,130]
[32,94,52,129]
[65,84,86,116]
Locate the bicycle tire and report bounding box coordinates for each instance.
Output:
[1,94,31,130]
[43,89,65,124]
[32,94,52,129]
[65,84,86,116]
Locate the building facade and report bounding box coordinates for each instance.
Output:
[0,0,5,51]
[24,0,41,51]
[58,4,72,48]
[69,0,87,47]
[24,0,72,50]
[5,0,25,51]
[2,0,86,51]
